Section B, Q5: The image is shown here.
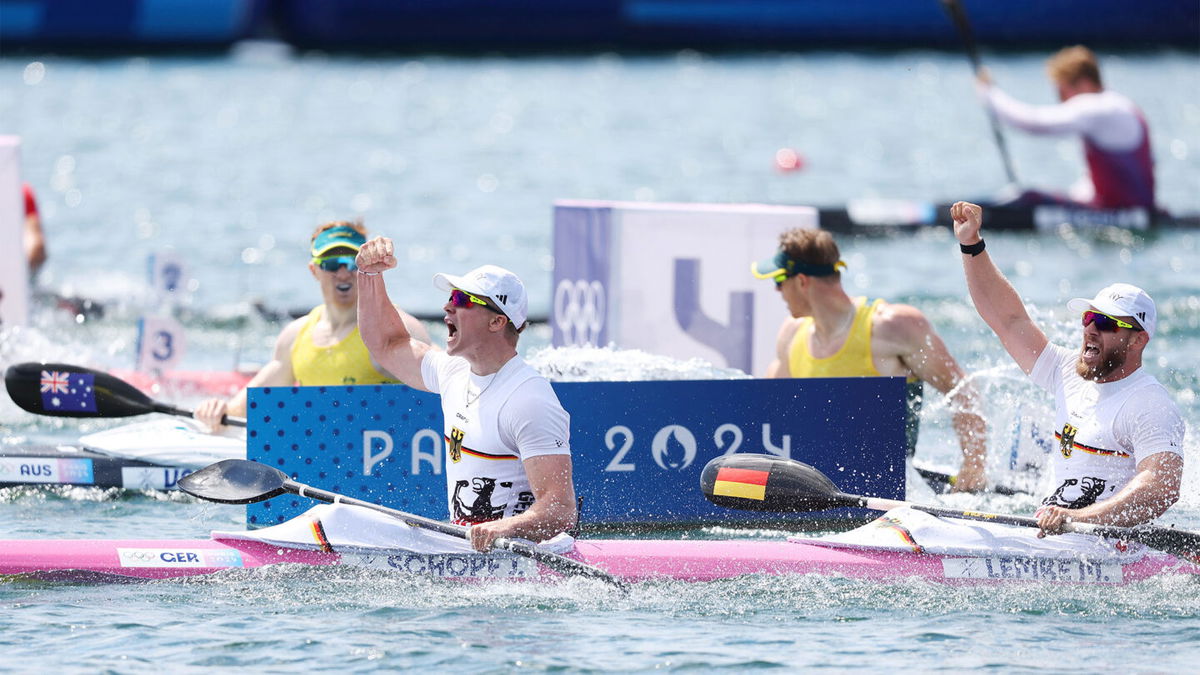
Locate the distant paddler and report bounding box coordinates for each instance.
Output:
[977,46,1156,211]
[194,221,430,430]
[752,229,989,492]
[355,236,576,552]
[952,201,1185,535]
[23,183,47,278]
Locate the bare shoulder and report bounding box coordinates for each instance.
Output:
[276,314,309,347]
[274,312,307,338]
[871,301,936,344]
[776,316,804,342]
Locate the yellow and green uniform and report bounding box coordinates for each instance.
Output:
[290,305,394,386]
[788,297,924,455]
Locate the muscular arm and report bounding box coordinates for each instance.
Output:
[468,454,577,551]
[981,85,1088,136]
[1039,452,1183,531]
[765,318,800,378]
[355,237,434,390]
[952,202,1049,374]
[980,85,1142,152]
[878,305,988,492]
[24,213,47,273]
[367,307,433,380]
[194,317,304,429]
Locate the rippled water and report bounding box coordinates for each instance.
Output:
[2,45,1199,671]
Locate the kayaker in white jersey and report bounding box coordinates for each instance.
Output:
[355,236,576,552]
[951,201,1185,535]
[977,45,1156,210]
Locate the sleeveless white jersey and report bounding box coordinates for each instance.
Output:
[421,351,571,524]
[1030,343,1185,509]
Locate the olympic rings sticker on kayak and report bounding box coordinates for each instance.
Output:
[117,548,244,568]
[553,279,606,346]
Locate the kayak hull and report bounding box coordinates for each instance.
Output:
[0,539,337,582]
[0,445,197,490]
[2,537,1195,585]
[0,420,244,490]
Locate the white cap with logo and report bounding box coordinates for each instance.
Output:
[433,264,529,327]
[1067,282,1157,338]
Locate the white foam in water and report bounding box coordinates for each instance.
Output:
[526,344,751,382]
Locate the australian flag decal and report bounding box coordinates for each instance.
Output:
[40,370,97,412]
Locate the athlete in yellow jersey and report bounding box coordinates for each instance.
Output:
[194,221,430,429]
[752,228,988,492]
[290,305,393,385]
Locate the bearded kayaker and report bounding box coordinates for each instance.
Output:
[752,229,988,493]
[355,236,576,552]
[977,45,1156,210]
[194,221,430,429]
[952,201,1185,535]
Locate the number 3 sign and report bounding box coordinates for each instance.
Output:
[136,315,187,372]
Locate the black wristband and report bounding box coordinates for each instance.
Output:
[959,239,986,256]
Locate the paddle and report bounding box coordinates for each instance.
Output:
[700,453,1200,560]
[4,361,246,427]
[938,0,1019,187]
[913,463,1030,496]
[179,459,628,589]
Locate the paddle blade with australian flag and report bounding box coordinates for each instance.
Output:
[39,369,96,414]
[700,453,863,513]
[6,361,156,419]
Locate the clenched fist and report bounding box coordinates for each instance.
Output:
[950,201,983,246]
[356,236,398,275]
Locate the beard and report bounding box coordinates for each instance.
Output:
[1075,339,1129,381]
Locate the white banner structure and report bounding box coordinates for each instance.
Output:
[552,200,818,376]
[0,136,28,326]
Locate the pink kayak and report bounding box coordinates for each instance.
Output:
[2,536,1195,585]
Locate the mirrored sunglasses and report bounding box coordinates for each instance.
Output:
[312,255,358,273]
[449,289,504,315]
[1082,310,1141,333]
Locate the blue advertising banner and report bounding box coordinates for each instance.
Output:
[246,377,906,528]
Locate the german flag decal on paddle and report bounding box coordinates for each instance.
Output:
[712,467,769,501]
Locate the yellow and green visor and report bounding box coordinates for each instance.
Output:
[751,249,846,285]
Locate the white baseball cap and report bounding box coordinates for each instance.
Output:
[433,264,528,327]
[1067,283,1157,338]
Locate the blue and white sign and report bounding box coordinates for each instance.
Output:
[552,200,818,376]
[135,315,186,373]
[552,205,612,348]
[148,249,190,302]
[246,377,906,527]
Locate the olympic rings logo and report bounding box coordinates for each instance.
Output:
[120,550,160,562]
[553,279,606,346]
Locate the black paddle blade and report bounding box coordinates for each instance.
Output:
[1130,526,1200,561]
[700,454,863,512]
[178,459,291,504]
[4,361,154,419]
